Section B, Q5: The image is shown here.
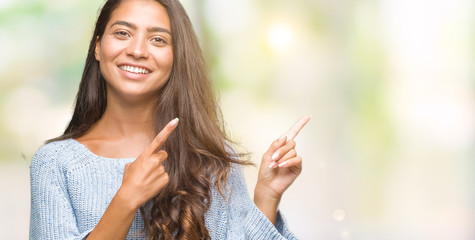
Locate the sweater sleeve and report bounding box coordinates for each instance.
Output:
[226,164,298,240]
[29,145,92,240]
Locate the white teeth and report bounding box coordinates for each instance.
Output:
[120,65,150,74]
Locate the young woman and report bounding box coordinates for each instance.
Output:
[29,0,310,239]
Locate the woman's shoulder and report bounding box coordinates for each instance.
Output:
[31,138,84,169]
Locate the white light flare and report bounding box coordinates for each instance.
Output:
[267,22,294,53]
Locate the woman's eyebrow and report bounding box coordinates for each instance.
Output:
[110,20,134,29]
[148,26,171,35]
[110,20,171,35]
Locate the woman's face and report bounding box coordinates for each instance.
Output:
[95,0,173,102]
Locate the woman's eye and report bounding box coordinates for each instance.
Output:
[151,36,167,45]
[113,30,129,38]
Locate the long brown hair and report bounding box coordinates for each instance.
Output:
[49,0,248,239]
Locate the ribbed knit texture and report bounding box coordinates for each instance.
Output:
[30,139,298,239]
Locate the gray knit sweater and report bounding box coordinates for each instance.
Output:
[30,139,298,239]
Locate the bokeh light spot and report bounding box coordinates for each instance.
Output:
[333,209,346,222]
[267,22,294,53]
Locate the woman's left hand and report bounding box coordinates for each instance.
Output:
[254,115,311,224]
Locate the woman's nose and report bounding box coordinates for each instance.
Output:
[126,36,149,59]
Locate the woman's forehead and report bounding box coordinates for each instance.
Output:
[108,0,171,31]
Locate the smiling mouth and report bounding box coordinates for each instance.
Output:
[118,65,151,74]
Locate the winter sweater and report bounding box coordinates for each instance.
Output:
[30,139,298,239]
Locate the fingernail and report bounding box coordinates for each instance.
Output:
[278,161,288,167]
[271,152,279,161]
[171,118,179,126]
[279,135,287,142]
[268,162,277,168]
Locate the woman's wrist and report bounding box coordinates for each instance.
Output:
[253,183,282,225]
[115,187,141,213]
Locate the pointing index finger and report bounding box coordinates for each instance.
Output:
[283,115,311,140]
[146,118,179,154]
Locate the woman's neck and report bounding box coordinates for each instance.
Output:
[75,93,158,158]
[101,91,157,135]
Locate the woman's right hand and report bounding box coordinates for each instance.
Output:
[87,118,179,240]
[118,118,179,210]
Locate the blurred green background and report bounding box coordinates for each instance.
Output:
[1,0,474,239]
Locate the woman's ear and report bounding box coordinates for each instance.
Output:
[95,36,101,61]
